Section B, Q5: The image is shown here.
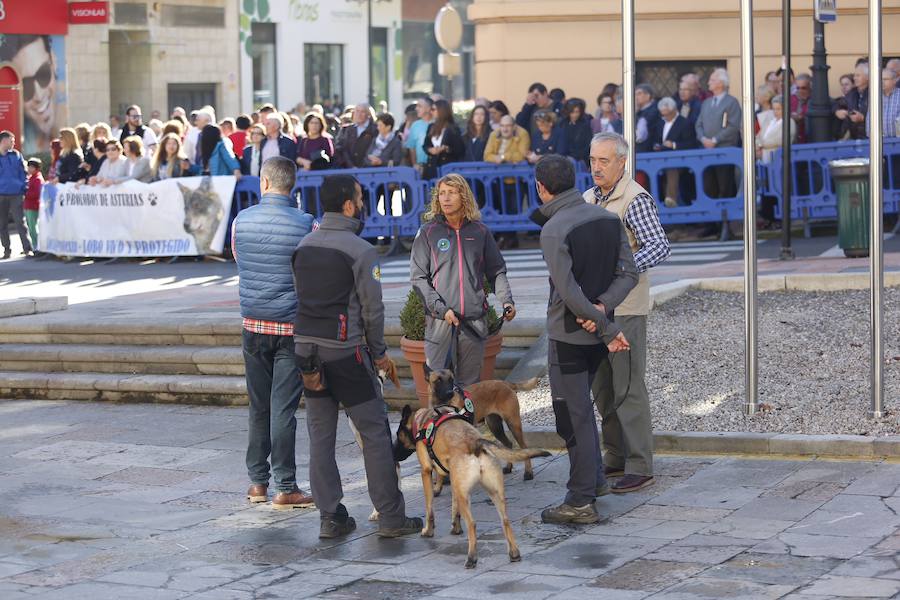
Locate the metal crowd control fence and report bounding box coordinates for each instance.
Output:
[436,162,540,232]
[767,140,900,234]
[228,143,900,242]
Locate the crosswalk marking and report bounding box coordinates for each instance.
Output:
[378,241,751,284]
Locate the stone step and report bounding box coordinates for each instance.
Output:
[0,343,525,379]
[0,371,248,405]
[0,318,545,348]
[0,369,424,411]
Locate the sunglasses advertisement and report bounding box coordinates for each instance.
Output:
[0,34,67,155]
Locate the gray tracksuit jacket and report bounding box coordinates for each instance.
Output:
[410,216,513,322]
[530,188,638,345]
[292,213,387,358]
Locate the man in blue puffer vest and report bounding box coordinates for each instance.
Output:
[232,156,315,510]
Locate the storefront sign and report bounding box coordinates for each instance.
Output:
[0,0,68,35]
[69,2,109,24]
[0,66,22,149]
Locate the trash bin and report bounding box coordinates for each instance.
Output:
[830,158,870,258]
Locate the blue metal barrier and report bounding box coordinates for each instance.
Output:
[633,147,745,225]
[768,140,900,220]
[437,162,540,232]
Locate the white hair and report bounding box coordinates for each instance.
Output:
[657,97,677,112]
[590,131,629,158]
[711,68,730,89]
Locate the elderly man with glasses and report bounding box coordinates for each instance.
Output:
[790,74,813,143]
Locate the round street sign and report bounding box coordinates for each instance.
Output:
[435,4,463,52]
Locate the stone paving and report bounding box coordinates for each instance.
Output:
[1,400,900,599]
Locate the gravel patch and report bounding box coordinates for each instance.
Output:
[519,288,900,436]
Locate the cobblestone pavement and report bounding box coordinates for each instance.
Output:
[2,400,899,599]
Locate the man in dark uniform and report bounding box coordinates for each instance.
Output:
[292,175,422,539]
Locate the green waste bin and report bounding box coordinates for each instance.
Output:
[830,158,870,258]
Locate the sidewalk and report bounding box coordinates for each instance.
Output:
[1,400,899,599]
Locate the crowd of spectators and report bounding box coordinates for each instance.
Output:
[8,56,899,257]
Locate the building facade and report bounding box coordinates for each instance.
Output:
[0,0,240,155]
[469,0,900,106]
[238,0,404,114]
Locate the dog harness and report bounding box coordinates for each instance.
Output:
[413,407,470,475]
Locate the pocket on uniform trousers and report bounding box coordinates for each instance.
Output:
[322,350,376,408]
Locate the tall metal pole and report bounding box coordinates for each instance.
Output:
[741,0,759,415]
[869,0,884,419]
[367,0,375,107]
[780,0,795,259]
[622,0,636,170]
[808,16,832,142]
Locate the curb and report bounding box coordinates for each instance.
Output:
[0,297,68,319]
[522,427,900,458]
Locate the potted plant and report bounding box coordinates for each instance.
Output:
[399,282,504,407]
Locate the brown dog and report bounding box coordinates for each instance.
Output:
[424,366,534,481]
[393,404,550,568]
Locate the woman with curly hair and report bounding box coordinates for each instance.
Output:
[410,173,515,386]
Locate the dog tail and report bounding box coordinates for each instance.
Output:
[476,439,551,463]
[485,414,513,448]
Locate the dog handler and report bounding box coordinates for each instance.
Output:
[410,173,515,387]
[584,132,671,493]
[293,174,422,539]
[530,154,638,524]
[232,156,315,509]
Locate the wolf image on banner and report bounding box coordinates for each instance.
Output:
[179,178,224,254]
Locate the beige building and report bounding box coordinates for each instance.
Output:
[67,0,241,127]
[469,0,900,105]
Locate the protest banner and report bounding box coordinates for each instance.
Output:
[38,176,236,257]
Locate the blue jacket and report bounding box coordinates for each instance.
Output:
[234,193,315,322]
[205,141,241,176]
[0,150,27,195]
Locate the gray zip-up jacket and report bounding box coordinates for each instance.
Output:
[530,188,638,345]
[410,216,513,321]
[292,213,387,357]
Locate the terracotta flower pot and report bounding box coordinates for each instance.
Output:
[400,333,504,408]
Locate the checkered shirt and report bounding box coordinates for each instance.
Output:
[242,318,294,336]
[593,186,671,273]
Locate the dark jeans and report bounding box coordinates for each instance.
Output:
[242,329,303,493]
[0,194,32,253]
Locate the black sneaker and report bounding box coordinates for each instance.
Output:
[1,250,10,259]
[376,516,424,538]
[541,502,605,525]
[319,504,357,539]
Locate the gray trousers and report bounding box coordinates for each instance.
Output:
[592,315,653,476]
[424,317,485,386]
[0,194,31,253]
[548,339,607,507]
[297,342,407,527]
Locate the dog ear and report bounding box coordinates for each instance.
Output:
[401,404,412,421]
[423,363,432,377]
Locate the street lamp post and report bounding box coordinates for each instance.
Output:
[808,16,832,142]
[780,0,795,260]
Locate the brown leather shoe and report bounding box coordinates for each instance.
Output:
[247,483,268,504]
[604,465,625,478]
[272,487,315,510]
[611,474,654,493]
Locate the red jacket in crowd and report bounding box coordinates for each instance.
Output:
[24,171,43,211]
[229,131,247,156]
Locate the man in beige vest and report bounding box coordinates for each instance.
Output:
[582,132,671,493]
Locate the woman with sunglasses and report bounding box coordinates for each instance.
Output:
[90,140,128,186]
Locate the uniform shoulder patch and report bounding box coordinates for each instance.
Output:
[372,265,381,281]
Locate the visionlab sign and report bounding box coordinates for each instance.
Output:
[69,1,109,24]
